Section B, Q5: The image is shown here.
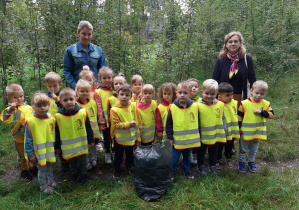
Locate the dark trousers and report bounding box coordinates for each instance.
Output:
[197,143,218,166]
[68,155,87,175]
[217,140,234,160]
[103,128,112,153]
[141,141,153,146]
[113,141,134,173]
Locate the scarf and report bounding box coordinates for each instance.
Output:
[227,52,239,79]
[192,93,200,102]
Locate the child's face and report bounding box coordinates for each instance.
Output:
[163,89,173,104]
[82,75,94,88]
[250,87,267,102]
[46,81,62,94]
[113,77,126,91]
[33,103,49,117]
[8,91,24,106]
[118,90,131,106]
[99,72,113,88]
[219,92,234,103]
[60,93,76,111]
[189,81,199,99]
[176,85,190,105]
[132,80,143,94]
[201,89,217,104]
[143,90,154,104]
[77,86,91,102]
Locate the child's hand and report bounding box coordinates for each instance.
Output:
[156,131,162,140]
[140,132,143,139]
[129,121,137,127]
[29,156,37,163]
[51,92,58,102]
[253,108,261,114]
[88,144,92,150]
[99,124,106,131]
[11,102,17,109]
[55,149,62,155]
[170,140,174,146]
[239,129,243,135]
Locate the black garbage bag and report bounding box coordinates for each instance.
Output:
[134,140,173,202]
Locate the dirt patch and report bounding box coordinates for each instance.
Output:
[259,158,299,170]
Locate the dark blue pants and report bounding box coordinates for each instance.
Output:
[172,147,191,173]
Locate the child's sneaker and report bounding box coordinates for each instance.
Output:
[86,162,92,170]
[105,153,112,164]
[29,166,38,177]
[96,143,104,152]
[248,162,258,173]
[238,161,246,173]
[91,159,97,167]
[41,186,54,193]
[198,165,207,176]
[171,173,175,182]
[48,180,58,188]
[113,172,121,178]
[21,170,32,181]
[191,153,197,164]
[226,159,233,168]
[185,171,194,179]
[216,161,221,170]
[210,166,218,175]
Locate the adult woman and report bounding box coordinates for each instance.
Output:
[212,31,256,105]
[63,20,106,89]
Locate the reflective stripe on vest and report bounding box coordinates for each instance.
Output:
[25,115,56,166]
[224,100,240,140]
[111,103,140,146]
[95,88,114,127]
[138,100,157,143]
[199,101,226,145]
[56,109,88,159]
[158,104,169,143]
[0,107,25,136]
[77,100,101,140]
[170,103,201,149]
[241,99,270,140]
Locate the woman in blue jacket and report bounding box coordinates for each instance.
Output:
[63,20,106,89]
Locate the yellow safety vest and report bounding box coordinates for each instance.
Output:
[108,95,119,108]
[0,105,33,135]
[224,99,240,140]
[138,100,157,143]
[194,97,202,103]
[199,101,226,145]
[95,88,114,127]
[170,103,201,149]
[157,103,170,142]
[131,94,140,104]
[241,99,270,141]
[25,115,56,167]
[77,99,101,141]
[110,102,140,146]
[48,96,60,117]
[55,109,89,159]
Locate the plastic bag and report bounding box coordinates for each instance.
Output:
[134,140,173,202]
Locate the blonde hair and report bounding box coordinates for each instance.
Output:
[202,79,218,93]
[6,84,23,97]
[31,92,50,107]
[75,79,92,92]
[112,75,127,90]
[79,69,97,89]
[77,20,93,33]
[219,31,246,59]
[178,81,192,91]
[142,84,155,93]
[130,75,143,86]
[60,87,76,99]
[45,72,61,83]
[252,80,268,91]
[158,83,176,102]
[187,78,199,86]
[98,67,113,79]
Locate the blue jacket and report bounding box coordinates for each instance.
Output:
[63,41,106,89]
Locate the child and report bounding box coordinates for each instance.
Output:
[238,80,274,173]
[130,75,143,104]
[108,74,127,110]
[76,79,101,170]
[166,81,201,179]
[94,67,114,163]
[24,93,57,193]
[79,68,98,98]
[0,84,35,180]
[187,78,202,165]
[55,88,94,183]
[197,79,227,175]
[110,84,142,178]
[156,83,176,142]
[137,84,158,146]
[217,83,240,168]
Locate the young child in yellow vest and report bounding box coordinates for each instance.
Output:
[238,80,274,173]
[76,79,101,170]
[166,81,201,180]
[156,83,176,142]
[55,88,94,183]
[187,78,202,165]
[0,84,36,180]
[197,79,227,175]
[110,84,142,178]
[137,84,158,146]
[24,93,57,193]
[94,67,114,164]
[216,82,240,169]
[130,74,143,104]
